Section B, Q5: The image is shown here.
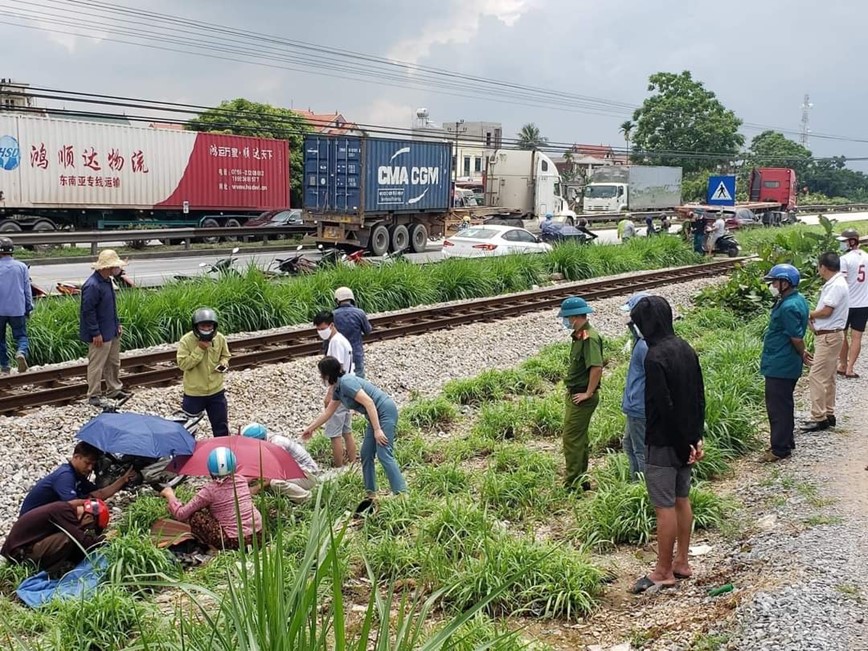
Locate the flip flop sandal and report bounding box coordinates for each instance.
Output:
[674,571,692,579]
[837,370,847,377]
[846,373,861,379]
[629,575,675,594]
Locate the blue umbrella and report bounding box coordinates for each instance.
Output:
[76,413,196,458]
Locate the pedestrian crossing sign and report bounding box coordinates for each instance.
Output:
[707,175,736,206]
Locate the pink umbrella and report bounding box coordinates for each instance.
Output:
[167,436,306,480]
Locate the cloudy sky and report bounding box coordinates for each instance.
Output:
[3,0,867,163]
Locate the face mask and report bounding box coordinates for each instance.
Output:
[840,241,849,253]
[769,284,780,297]
[316,328,331,341]
[562,317,572,330]
[628,321,644,340]
[195,326,216,342]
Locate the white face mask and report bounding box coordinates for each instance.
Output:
[316,327,331,341]
[562,317,572,330]
[769,284,780,297]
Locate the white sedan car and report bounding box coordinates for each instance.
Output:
[441,225,553,259]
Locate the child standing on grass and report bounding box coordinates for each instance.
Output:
[176,308,231,437]
[302,356,406,499]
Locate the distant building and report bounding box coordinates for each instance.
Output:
[0,79,40,113]
[443,120,503,181]
[296,109,366,136]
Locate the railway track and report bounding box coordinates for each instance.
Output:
[0,258,746,415]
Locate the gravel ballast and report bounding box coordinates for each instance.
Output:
[0,276,723,544]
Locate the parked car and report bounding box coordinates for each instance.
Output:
[244,209,304,240]
[441,225,552,259]
[723,208,760,230]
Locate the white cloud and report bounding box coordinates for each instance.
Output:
[28,17,107,54]
[387,0,533,64]
[357,99,417,134]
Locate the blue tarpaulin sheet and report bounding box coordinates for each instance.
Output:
[15,553,107,609]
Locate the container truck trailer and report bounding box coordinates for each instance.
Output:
[582,165,682,213]
[303,135,452,255]
[0,114,290,233]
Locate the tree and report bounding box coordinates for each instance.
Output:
[516,123,548,150]
[188,98,311,206]
[631,71,744,174]
[747,131,813,179]
[619,120,634,160]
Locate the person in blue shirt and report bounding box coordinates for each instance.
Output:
[302,356,406,498]
[0,237,33,374]
[332,287,373,378]
[760,264,811,462]
[19,441,134,515]
[620,292,650,480]
[79,250,129,406]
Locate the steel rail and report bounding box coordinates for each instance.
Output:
[0,258,746,415]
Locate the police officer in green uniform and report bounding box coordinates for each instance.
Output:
[559,297,604,491]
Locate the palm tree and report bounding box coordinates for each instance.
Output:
[619,120,634,161]
[517,123,548,150]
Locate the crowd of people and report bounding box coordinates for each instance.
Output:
[1,229,865,594]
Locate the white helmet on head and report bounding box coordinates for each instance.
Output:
[334,287,355,304]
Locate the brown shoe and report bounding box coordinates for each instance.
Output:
[761,450,789,463]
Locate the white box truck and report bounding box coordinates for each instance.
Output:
[583,165,682,213]
[482,149,576,229]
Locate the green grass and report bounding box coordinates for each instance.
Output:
[22,237,701,366]
[402,396,459,430]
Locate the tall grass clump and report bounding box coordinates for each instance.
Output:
[26,237,701,366]
[574,455,730,549]
[402,396,459,430]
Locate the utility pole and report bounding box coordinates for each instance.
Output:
[453,119,465,182]
[799,94,813,146]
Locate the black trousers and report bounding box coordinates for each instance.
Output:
[765,377,798,457]
[183,390,229,437]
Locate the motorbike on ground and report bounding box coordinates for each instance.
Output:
[174,246,241,281]
[267,245,317,276]
[56,268,135,296]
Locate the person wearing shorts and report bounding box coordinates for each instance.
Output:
[628,295,706,594]
[313,311,357,467]
[838,229,868,378]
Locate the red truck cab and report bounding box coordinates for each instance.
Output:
[749,168,797,211]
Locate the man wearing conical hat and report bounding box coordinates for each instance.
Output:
[79,250,130,406]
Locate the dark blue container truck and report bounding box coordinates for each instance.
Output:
[303,135,452,255]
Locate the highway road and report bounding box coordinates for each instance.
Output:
[26,212,868,291]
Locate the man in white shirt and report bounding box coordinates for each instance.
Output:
[241,423,320,504]
[837,229,868,378]
[314,311,358,467]
[706,215,726,256]
[803,252,850,432]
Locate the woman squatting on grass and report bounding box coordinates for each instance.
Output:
[159,447,263,550]
[302,356,407,500]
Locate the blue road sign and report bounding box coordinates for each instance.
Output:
[707,175,736,206]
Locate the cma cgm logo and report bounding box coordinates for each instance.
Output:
[377,147,440,186]
[0,135,21,171]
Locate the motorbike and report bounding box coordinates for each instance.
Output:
[174,246,241,281]
[317,244,348,269]
[712,231,741,258]
[26,264,49,300]
[92,406,205,491]
[56,268,135,296]
[268,245,317,276]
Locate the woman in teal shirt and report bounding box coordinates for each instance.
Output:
[302,357,407,497]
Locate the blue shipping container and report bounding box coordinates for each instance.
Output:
[303,135,451,215]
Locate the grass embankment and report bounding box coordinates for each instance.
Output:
[1,302,768,649]
[734,218,868,254]
[21,238,699,367]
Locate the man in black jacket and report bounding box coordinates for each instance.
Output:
[628,296,706,593]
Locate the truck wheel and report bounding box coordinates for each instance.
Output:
[409,223,428,253]
[0,221,22,233]
[223,218,242,242]
[200,217,220,244]
[368,224,390,256]
[389,224,409,253]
